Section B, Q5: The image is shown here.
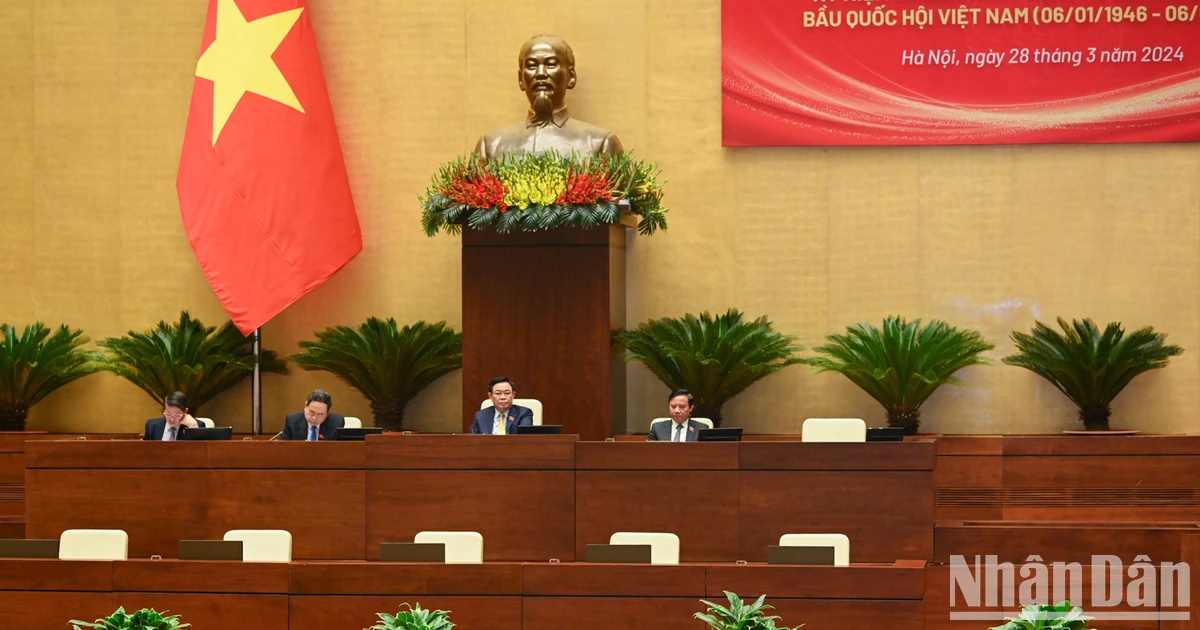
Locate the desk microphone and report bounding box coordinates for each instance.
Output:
[268,430,284,442]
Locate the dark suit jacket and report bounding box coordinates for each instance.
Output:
[647,418,705,442]
[469,404,533,435]
[143,417,194,441]
[280,412,346,441]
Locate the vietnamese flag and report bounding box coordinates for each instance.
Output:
[177,0,361,334]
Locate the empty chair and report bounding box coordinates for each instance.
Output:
[779,533,850,566]
[224,529,292,563]
[480,399,544,426]
[343,417,363,429]
[195,418,215,428]
[650,417,713,430]
[609,532,680,565]
[801,418,866,443]
[59,529,128,560]
[414,531,483,564]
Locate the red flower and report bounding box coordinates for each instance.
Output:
[444,168,509,209]
[556,171,615,205]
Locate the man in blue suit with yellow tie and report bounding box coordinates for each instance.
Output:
[470,377,533,435]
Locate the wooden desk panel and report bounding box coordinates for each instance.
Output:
[523,563,707,630]
[740,471,934,562]
[118,594,288,630]
[0,558,112,590]
[523,597,705,630]
[934,521,1200,563]
[739,441,936,471]
[575,442,739,470]
[704,561,926,599]
[25,469,207,559]
[0,592,116,630]
[366,470,574,561]
[366,434,576,469]
[290,562,523,595]
[291,595,521,630]
[522,563,706,597]
[576,470,739,562]
[206,470,366,560]
[1002,435,1200,456]
[113,560,289,593]
[25,441,206,469]
[206,441,366,469]
[770,600,923,630]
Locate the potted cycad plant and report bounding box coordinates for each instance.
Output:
[97,312,287,415]
[806,316,993,435]
[365,603,454,630]
[1003,318,1183,431]
[989,601,1091,629]
[0,323,102,431]
[291,318,463,431]
[614,309,805,427]
[696,591,801,630]
[71,607,188,630]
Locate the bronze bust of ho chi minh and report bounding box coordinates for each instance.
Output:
[474,35,624,159]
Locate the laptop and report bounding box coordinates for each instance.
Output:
[515,425,562,435]
[584,544,652,564]
[179,540,243,561]
[335,427,384,441]
[379,542,446,562]
[697,427,743,442]
[180,426,234,441]
[866,427,905,442]
[767,545,836,565]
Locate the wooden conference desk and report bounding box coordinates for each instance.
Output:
[25,436,935,563]
[0,558,924,630]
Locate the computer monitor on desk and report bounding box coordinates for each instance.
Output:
[697,427,743,442]
[180,427,233,441]
[335,427,383,441]
[866,427,904,442]
[515,425,562,435]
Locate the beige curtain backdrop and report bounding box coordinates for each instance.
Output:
[2,0,1198,435]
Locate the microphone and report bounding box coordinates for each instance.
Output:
[268,430,284,442]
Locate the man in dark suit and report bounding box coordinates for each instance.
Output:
[280,389,346,441]
[470,377,534,435]
[647,389,704,442]
[144,391,200,441]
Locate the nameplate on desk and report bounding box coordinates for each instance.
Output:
[767,545,835,565]
[179,540,243,561]
[584,544,652,564]
[0,539,58,559]
[380,542,446,563]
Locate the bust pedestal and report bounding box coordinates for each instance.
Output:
[460,224,629,440]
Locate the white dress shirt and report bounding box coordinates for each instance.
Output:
[671,420,689,442]
[161,423,178,441]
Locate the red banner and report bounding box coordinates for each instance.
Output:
[722,0,1200,145]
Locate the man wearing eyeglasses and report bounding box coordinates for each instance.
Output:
[143,391,200,441]
[280,389,346,441]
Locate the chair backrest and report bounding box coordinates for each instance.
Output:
[801,418,866,443]
[779,533,850,566]
[343,417,363,429]
[609,532,680,565]
[59,529,128,560]
[196,418,215,428]
[650,418,714,430]
[480,399,543,426]
[223,529,292,563]
[414,531,483,564]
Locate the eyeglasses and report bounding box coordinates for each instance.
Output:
[163,412,183,420]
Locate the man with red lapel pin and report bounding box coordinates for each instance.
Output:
[647,390,704,442]
[470,377,534,435]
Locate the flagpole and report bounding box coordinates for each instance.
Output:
[252,328,263,435]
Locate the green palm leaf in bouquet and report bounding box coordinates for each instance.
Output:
[989,601,1092,630]
[614,309,804,427]
[806,316,993,435]
[365,603,455,630]
[96,311,287,414]
[290,318,462,431]
[70,606,189,630]
[695,591,801,630]
[0,323,102,431]
[1003,318,1182,431]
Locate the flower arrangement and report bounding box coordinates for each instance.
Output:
[420,151,667,236]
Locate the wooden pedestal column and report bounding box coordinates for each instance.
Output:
[461,224,628,441]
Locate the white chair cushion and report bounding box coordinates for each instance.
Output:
[801,418,866,443]
[609,532,680,565]
[779,533,850,566]
[480,399,543,426]
[195,418,215,428]
[224,529,292,563]
[650,418,713,430]
[343,417,362,429]
[414,531,484,564]
[59,529,128,560]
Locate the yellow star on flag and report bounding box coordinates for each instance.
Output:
[195,0,306,146]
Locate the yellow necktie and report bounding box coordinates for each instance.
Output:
[496,412,506,435]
